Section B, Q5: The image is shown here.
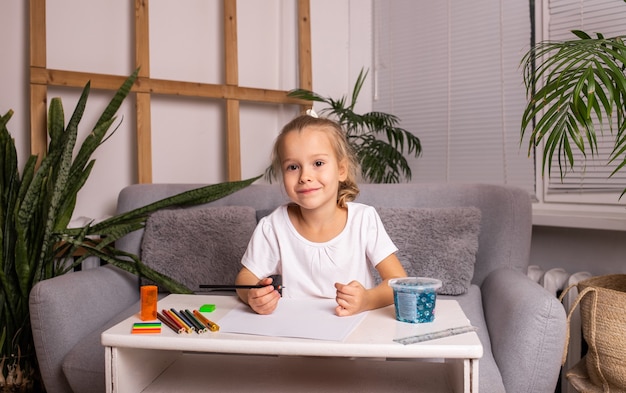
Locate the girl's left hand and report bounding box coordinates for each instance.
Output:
[334,281,367,316]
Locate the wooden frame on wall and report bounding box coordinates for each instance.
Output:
[29,0,312,183]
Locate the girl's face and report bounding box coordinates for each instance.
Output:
[279,127,347,212]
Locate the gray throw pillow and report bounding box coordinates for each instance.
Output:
[377,207,481,295]
[140,205,258,292]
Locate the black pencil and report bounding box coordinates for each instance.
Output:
[199,284,268,289]
[183,309,208,333]
[198,284,284,295]
[200,275,283,293]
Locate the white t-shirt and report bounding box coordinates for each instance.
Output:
[241,202,398,299]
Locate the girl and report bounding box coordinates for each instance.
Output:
[235,114,407,316]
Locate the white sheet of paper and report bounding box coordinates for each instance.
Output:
[218,298,368,341]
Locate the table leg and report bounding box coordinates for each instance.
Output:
[444,358,479,393]
[106,346,181,393]
[470,359,479,392]
[105,347,112,393]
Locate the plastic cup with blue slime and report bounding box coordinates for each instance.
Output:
[389,277,442,323]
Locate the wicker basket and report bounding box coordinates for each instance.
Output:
[560,274,626,392]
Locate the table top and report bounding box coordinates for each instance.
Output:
[102,294,483,359]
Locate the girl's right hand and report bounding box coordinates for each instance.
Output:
[247,276,281,315]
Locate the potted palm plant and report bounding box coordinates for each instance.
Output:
[520,5,626,391]
[521,28,626,190]
[280,68,422,184]
[0,70,258,391]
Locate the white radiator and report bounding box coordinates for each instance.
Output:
[527,265,592,393]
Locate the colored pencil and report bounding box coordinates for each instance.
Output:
[133,322,161,328]
[161,309,185,332]
[193,309,220,332]
[199,284,272,289]
[183,309,208,333]
[157,312,183,334]
[170,308,197,334]
[161,310,187,333]
[131,329,161,334]
[170,309,195,333]
[131,322,161,334]
[131,328,161,333]
[163,309,192,334]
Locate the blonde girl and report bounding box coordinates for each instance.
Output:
[236,114,407,316]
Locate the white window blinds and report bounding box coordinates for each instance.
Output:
[544,0,626,198]
[373,0,535,195]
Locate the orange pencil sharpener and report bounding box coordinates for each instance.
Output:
[140,285,158,321]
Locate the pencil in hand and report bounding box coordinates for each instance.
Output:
[199,274,283,295]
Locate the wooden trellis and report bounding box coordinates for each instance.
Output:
[29,0,312,183]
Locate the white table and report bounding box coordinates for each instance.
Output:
[102,294,482,393]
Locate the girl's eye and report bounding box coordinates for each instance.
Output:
[286,164,299,171]
[314,160,324,167]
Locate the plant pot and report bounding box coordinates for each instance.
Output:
[561,274,626,392]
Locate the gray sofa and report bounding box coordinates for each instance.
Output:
[29,183,567,393]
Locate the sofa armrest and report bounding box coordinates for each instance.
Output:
[481,268,567,393]
[29,265,139,393]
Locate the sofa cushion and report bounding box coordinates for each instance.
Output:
[377,207,481,295]
[140,206,257,291]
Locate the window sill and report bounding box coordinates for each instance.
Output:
[532,206,626,231]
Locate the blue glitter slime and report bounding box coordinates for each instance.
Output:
[389,277,442,323]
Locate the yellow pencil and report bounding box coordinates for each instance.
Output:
[193,309,220,332]
[164,309,193,334]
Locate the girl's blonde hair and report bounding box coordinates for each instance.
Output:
[271,114,360,207]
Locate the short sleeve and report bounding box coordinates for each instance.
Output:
[360,205,399,267]
[240,214,281,279]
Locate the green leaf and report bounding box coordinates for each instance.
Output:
[72,69,137,179]
[91,176,261,233]
[94,69,138,130]
[349,68,368,111]
[572,30,592,40]
[47,98,65,151]
[287,89,328,104]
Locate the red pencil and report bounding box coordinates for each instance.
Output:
[162,309,190,333]
[157,311,183,334]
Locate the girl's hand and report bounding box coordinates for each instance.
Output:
[247,276,281,315]
[334,281,368,316]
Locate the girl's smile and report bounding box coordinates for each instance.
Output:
[297,187,320,194]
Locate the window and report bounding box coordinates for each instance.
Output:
[373,0,626,229]
[373,0,535,195]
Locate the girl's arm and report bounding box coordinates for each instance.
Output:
[235,267,281,315]
[335,253,407,316]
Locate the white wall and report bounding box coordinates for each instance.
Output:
[531,226,626,276]
[2,1,625,276]
[1,0,373,221]
[1,2,30,172]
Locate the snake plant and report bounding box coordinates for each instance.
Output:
[0,70,258,390]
